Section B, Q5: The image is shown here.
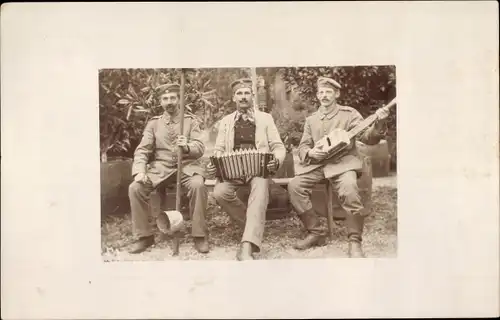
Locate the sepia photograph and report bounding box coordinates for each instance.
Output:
[3,2,498,319]
[100,66,398,261]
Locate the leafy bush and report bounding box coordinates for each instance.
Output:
[99,66,397,168]
[274,66,397,168]
[99,68,249,161]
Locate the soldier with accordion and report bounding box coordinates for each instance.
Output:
[206,78,286,261]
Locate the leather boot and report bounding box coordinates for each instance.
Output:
[293,209,326,250]
[346,214,365,258]
[194,237,210,254]
[348,240,365,258]
[236,241,254,261]
[128,235,155,254]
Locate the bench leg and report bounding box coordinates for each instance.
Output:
[326,182,335,241]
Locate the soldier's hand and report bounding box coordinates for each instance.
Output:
[206,163,217,177]
[308,148,328,161]
[134,173,150,184]
[266,158,278,173]
[375,108,390,120]
[373,117,387,132]
[177,135,189,152]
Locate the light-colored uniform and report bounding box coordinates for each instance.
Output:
[288,104,385,240]
[211,109,286,251]
[129,112,208,238]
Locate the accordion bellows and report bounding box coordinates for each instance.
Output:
[210,149,275,181]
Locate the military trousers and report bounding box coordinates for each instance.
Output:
[288,168,365,241]
[128,173,208,239]
[212,177,269,252]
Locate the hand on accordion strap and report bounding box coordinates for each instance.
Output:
[206,162,217,178]
[266,157,278,174]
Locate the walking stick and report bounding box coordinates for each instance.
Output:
[171,68,187,256]
[158,69,187,256]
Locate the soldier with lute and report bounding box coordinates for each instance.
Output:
[288,77,396,258]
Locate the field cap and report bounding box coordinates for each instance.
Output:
[317,77,341,90]
[230,78,253,93]
[158,83,180,95]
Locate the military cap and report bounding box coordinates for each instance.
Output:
[317,77,341,90]
[157,83,180,95]
[230,78,253,93]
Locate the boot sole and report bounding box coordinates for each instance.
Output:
[293,237,328,250]
[128,246,153,254]
[128,238,155,254]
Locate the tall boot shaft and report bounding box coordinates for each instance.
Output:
[346,214,366,258]
[299,209,324,236]
[346,213,365,242]
[294,209,326,250]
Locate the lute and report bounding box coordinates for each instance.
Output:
[313,97,397,161]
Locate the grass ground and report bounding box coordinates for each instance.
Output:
[101,174,397,261]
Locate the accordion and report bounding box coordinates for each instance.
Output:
[209,149,275,181]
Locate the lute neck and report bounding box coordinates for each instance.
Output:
[347,114,378,139]
[347,98,397,140]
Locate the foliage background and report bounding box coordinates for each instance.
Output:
[99,66,397,168]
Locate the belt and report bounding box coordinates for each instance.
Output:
[152,156,179,168]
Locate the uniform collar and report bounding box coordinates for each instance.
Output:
[162,111,181,124]
[318,104,340,120]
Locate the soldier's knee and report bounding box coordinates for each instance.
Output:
[337,172,359,197]
[252,177,269,188]
[212,183,229,200]
[249,177,268,195]
[189,175,205,190]
[129,181,142,195]
[287,177,302,194]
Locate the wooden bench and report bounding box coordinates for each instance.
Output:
[204,177,347,241]
[153,156,373,241]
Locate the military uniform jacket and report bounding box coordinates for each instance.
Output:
[294,104,385,178]
[214,109,286,170]
[132,112,206,188]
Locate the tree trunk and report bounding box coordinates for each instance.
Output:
[264,68,273,112]
[273,72,289,118]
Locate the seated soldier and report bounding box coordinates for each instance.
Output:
[207,78,286,261]
[128,83,210,254]
[288,77,389,258]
